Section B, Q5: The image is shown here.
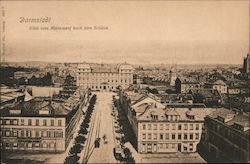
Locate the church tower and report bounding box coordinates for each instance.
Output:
[169,66,177,86]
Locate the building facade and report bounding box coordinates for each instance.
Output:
[212,80,227,94]
[175,77,200,94]
[118,90,214,153]
[202,108,250,163]
[0,88,90,152]
[76,63,134,91]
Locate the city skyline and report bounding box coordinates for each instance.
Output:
[2,1,249,64]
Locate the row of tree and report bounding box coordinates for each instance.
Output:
[64,95,97,164]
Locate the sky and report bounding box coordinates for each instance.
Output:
[1,0,250,64]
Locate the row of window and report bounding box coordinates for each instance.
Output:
[141,132,200,141]
[142,123,200,131]
[3,142,58,149]
[141,143,194,152]
[1,119,63,127]
[1,129,64,138]
[78,78,132,83]
[78,72,132,76]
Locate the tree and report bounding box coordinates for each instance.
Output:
[42,72,53,85]
[75,135,86,144]
[151,88,159,94]
[69,144,83,154]
[64,154,80,164]
[63,74,75,86]
[79,127,88,135]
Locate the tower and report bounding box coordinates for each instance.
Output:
[169,66,177,86]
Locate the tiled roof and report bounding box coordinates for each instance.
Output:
[213,80,226,85]
[227,114,250,127]
[208,108,250,133]
[136,106,215,122]
[208,108,235,119]
[78,63,133,73]
[177,77,199,84]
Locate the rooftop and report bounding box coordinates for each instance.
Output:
[136,106,215,122]
[207,108,250,134]
[213,80,226,85]
[78,63,134,73]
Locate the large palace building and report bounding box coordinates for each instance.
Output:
[76,63,134,91]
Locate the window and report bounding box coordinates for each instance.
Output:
[13,143,18,147]
[153,133,157,140]
[172,144,175,148]
[142,133,146,140]
[184,124,188,130]
[195,124,199,130]
[152,115,158,121]
[190,133,193,140]
[55,131,63,138]
[43,120,47,126]
[35,119,39,126]
[10,119,14,125]
[160,133,164,140]
[166,143,169,148]
[5,143,10,148]
[160,124,163,130]
[172,133,176,140]
[165,124,169,130]
[42,143,47,148]
[21,130,24,137]
[51,120,54,126]
[195,133,199,140]
[26,131,31,137]
[172,124,176,130]
[184,133,188,140]
[42,131,47,137]
[178,134,182,140]
[165,133,169,140]
[148,133,152,140]
[13,131,18,137]
[34,143,40,148]
[58,120,62,126]
[35,131,40,138]
[28,119,32,126]
[184,146,187,152]
[153,124,157,130]
[6,120,10,125]
[189,143,193,151]
[50,131,55,138]
[13,119,18,125]
[49,143,55,148]
[148,124,152,130]
[20,119,24,125]
[178,124,182,130]
[142,124,146,130]
[5,131,10,137]
[190,124,194,130]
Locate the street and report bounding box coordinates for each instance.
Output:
[82,92,117,163]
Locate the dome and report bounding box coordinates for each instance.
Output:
[119,64,134,70]
[78,63,91,69]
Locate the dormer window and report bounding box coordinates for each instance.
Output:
[152,114,158,121]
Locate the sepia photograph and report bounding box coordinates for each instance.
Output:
[0,0,249,163]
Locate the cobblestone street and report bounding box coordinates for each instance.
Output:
[85,92,118,163]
